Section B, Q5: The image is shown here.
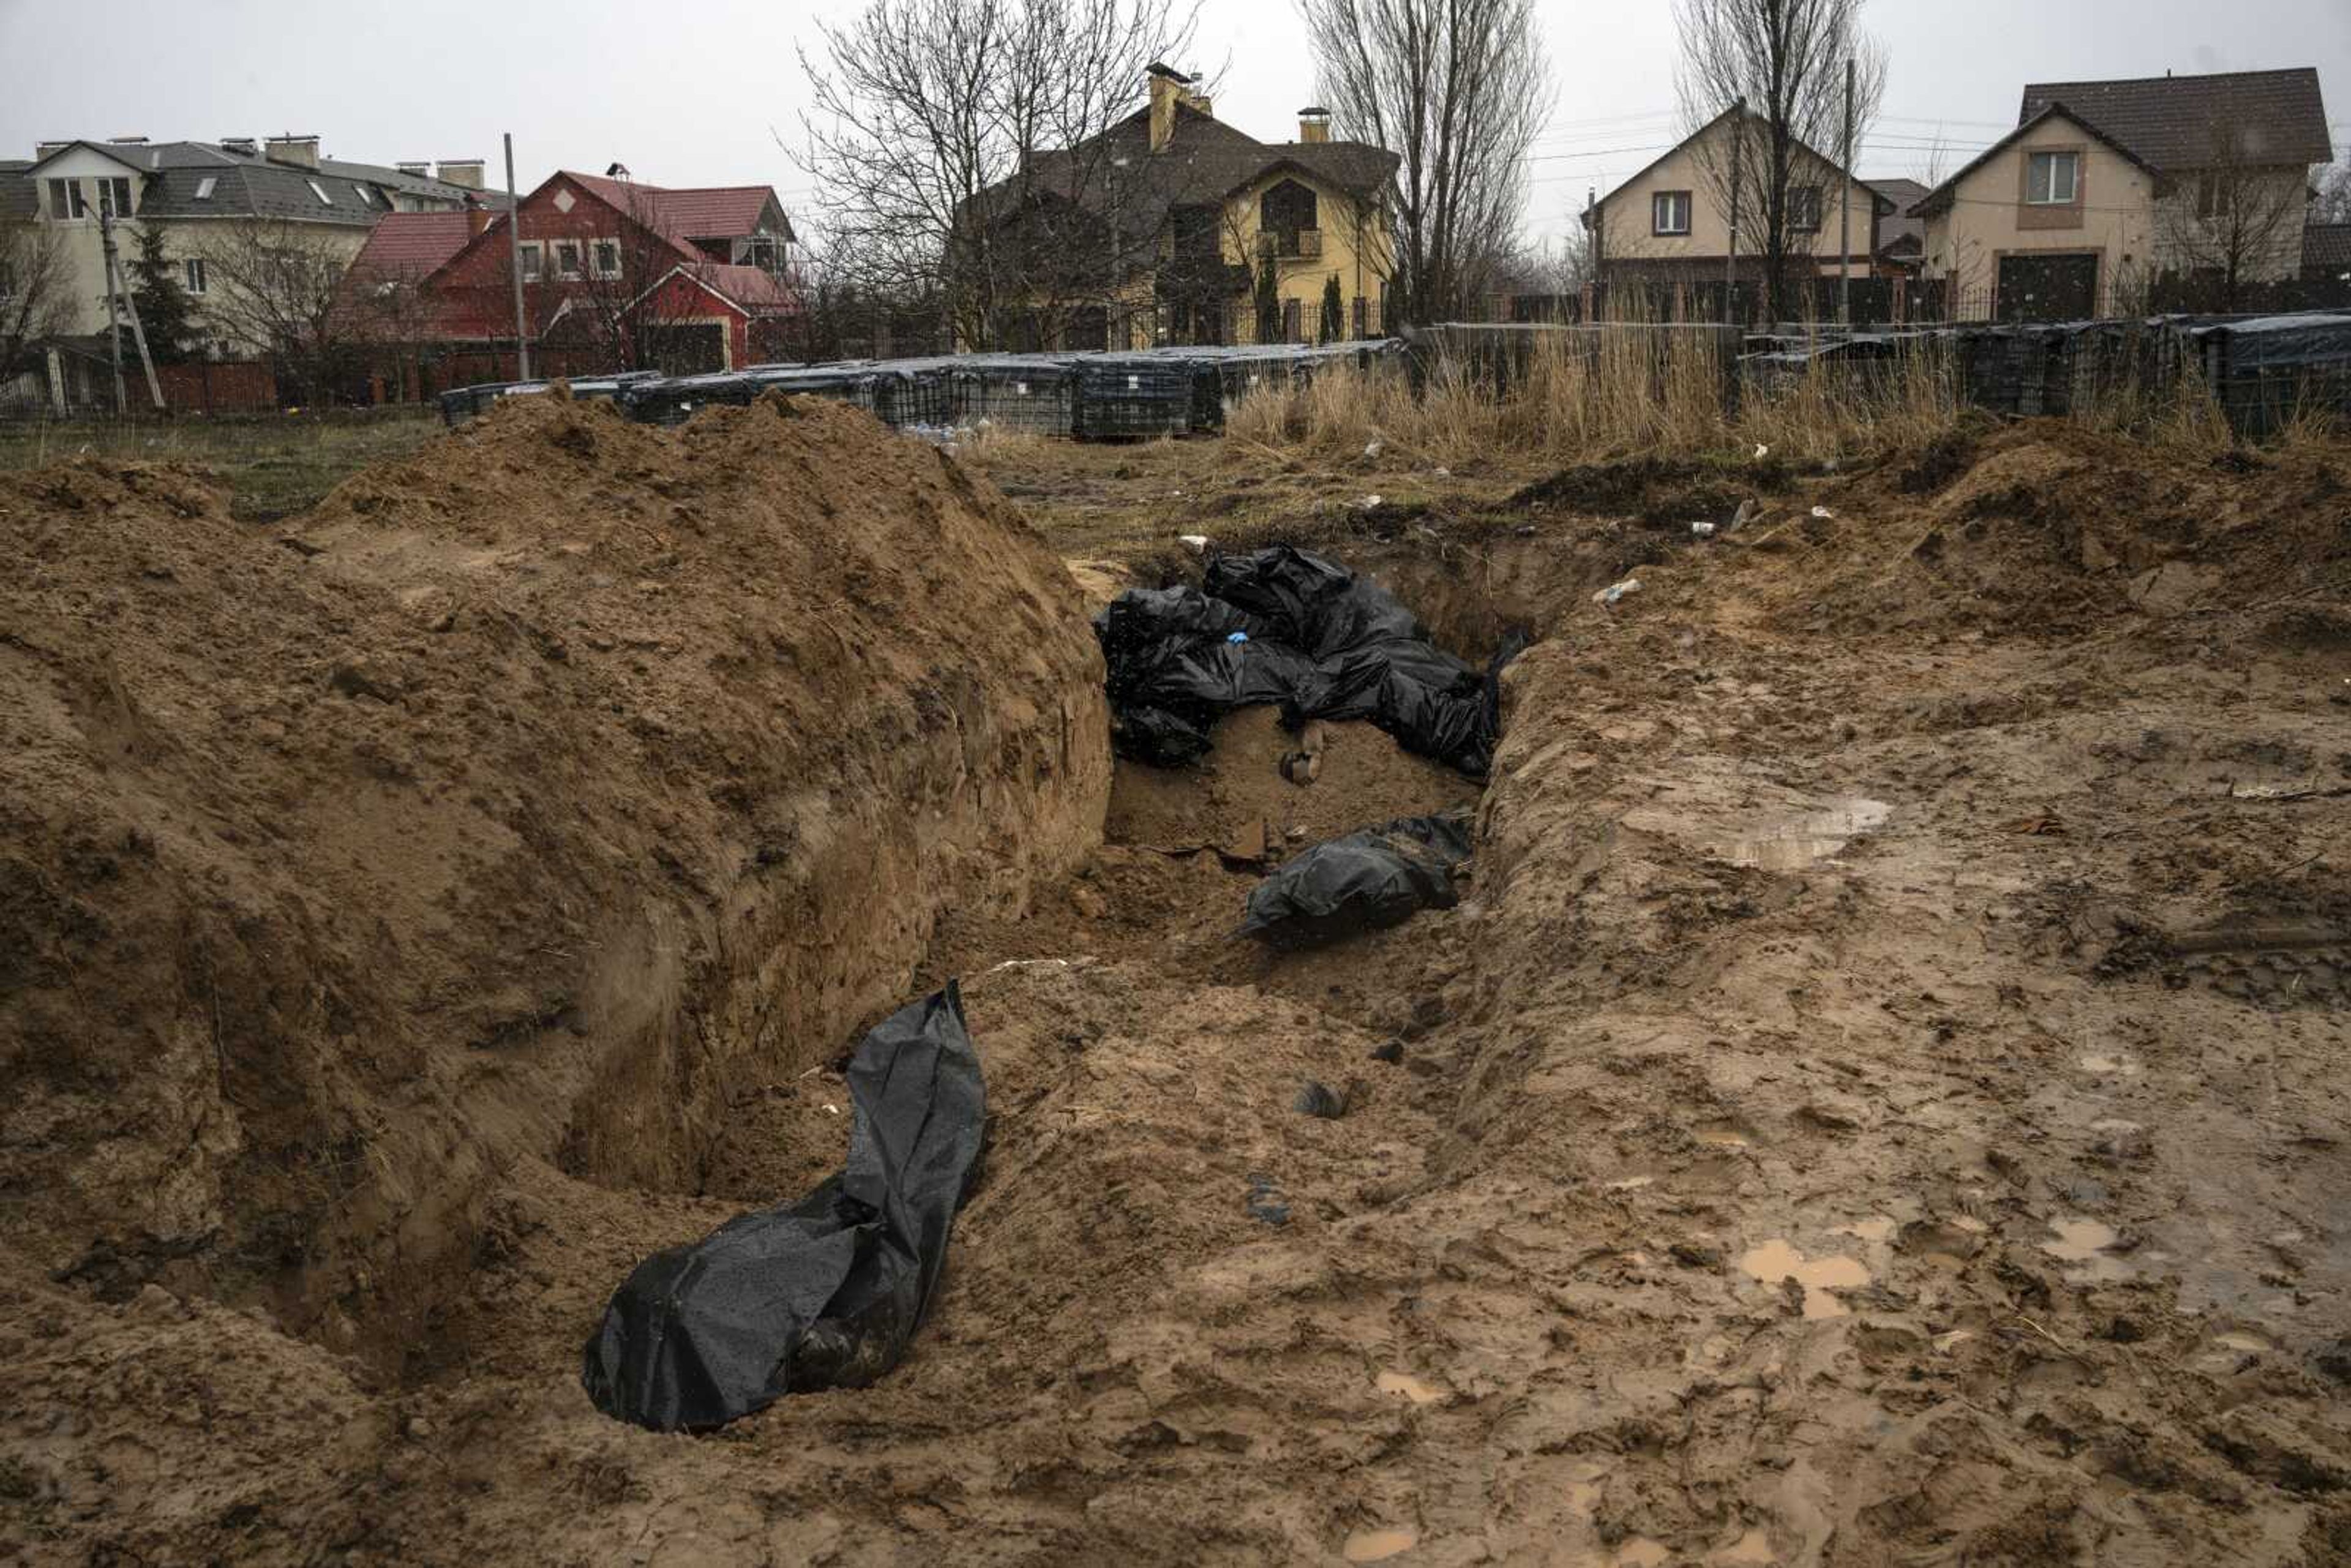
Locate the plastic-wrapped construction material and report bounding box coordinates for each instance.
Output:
[1095,546,1501,775]
[1239,811,1474,946]
[582,983,986,1432]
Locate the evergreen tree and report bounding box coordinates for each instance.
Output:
[1319,274,1344,342]
[127,219,198,364]
[1253,247,1282,345]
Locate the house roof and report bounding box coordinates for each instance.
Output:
[1909,102,2165,218]
[1866,176,1929,253]
[23,137,475,225]
[0,160,35,219]
[2306,222,2351,272]
[1587,104,1881,223]
[975,100,1400,245]
[2019,67,2331,170]
[346,210,481,281]
[562,173,795,245]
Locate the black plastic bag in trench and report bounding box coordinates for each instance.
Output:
[1093,547,1510,776]
[581,983,986,1432]
[1239,811,1475,947]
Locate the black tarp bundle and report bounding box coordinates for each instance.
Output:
[581,983,986,1432]
[1095,546,1504,775]
[1239,811,1474,946]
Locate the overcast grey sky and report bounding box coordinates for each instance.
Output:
[4,0,2346,252]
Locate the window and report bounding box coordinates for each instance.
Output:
[1786,185,1821,232]
[741,234,779,271]
[554,239,583,279]
[182,257,208,294]
[48,178,87,219]
[306,178,333,206]
[518,241,543,282]
[2026,151,2079,206]
[1652,189,1692,235]
[194,176,217,201]
[591,239,621,280]
[1259,179,1319,257]
[353,183,375,206]
[98,177,133,218]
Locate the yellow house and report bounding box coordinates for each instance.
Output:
[1587,107,1890,294]
[961,64,1398,350]
[1910,69,2331,319]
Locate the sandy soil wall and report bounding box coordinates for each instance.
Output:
[0,394,1109,1355]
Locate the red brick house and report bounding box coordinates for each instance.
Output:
[342,169,798,384]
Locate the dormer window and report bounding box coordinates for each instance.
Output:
[97,177,133,218]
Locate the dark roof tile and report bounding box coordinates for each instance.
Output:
[2017,68,2331,169]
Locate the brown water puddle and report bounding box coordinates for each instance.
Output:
[1376,1370,1443,1405]
[1344,1526,1418,1562]
[1739,1238,1872,1318]
[1703,797,1891,871]
[2042,1217,2134,1282]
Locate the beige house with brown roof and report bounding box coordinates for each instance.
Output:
[1911,67,2333,319]
[1585,108,1890,294]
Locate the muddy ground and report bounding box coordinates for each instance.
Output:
[4,408,2350,1566]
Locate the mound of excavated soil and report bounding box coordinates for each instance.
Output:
[0,394,1108,1358]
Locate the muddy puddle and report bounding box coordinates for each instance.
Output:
[1738,1238,1873,1318]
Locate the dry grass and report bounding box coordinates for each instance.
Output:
[0,407,442,519]
[1227,318,2258,471]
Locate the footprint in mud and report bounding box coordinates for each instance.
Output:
[2077,1052,2142,1078]
[1693,1119,1758,1150]
[1896,1217,1989,1270]
[1738,1238,1872,1319]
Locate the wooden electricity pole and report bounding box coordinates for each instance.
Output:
[504,132,533,380]
[1724,97,1745,327]
[1839,55,1856,328]
[98,211,165,410]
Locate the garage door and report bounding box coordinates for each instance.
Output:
[1997,253,2100,322]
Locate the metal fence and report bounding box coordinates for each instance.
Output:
[436,339,1409,441]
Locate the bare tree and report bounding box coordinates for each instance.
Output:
[2317,159,2351,227]
[2159,122,2318,310]
[202,220,371,404]
[800,0,1199,351]
[0,216,76,394]
[1674,0,1885,323]
[1295,0,1551,326]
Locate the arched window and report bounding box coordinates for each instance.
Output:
[1259,179,1319,258]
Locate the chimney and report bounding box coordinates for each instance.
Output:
[108,135,149,145]
[1299,107,1331,144]
[1146,61,1211,152]
[468,202,492,237]
[267,133,321,169]
[437,159,486,190]
[35,140,73,159]
[221,137,258,156]
[396,160,432,177]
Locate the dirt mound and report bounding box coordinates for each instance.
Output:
[1735,422,2351,640]
[0,394,1108,1357]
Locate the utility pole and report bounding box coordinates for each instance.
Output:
[100,214,167,410]
[100,214,128,413]
[504,132,532,380]
[1839,55,1856,329]
[1584,187,1599,321]
[1724,97,1745,328]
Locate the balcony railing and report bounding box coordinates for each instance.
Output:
[1258,228,1325,260]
